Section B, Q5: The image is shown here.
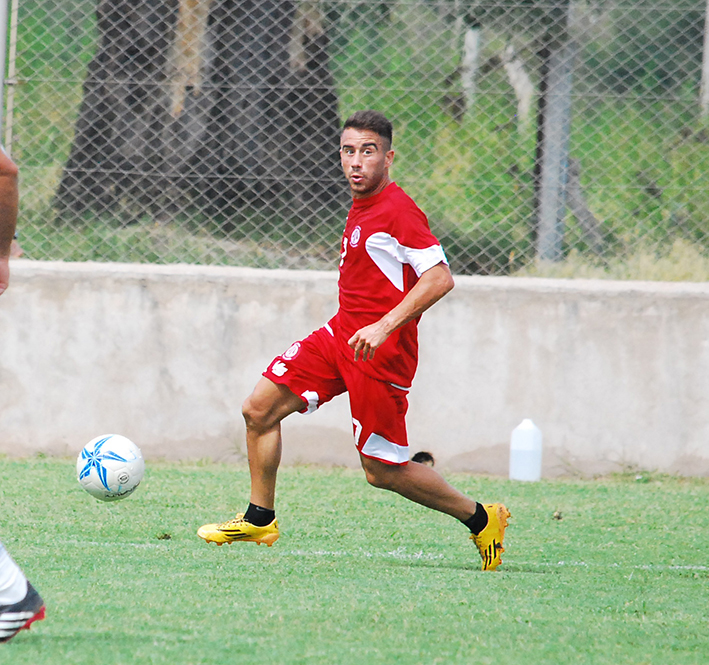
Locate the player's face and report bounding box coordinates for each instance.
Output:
[340,128,394,199]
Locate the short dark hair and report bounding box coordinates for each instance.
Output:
[342,110,393,149]
[411,451,435,466]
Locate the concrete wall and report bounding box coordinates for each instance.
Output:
[1,260,708,477]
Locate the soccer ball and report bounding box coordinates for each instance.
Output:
[76,434,145,502]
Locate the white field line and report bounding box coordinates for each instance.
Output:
[513,560,709,572]
[55,539,164,549]
[283,547,445,561]
[53,539,708,571]
[54,540,443,560]
[282,551,709,571]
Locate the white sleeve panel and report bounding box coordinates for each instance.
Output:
[404,242,449,277]
[365,232,406,291]
[365,232,448,292]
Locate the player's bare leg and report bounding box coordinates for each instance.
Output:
[360,456,510,571]
[360,456,476,519]
[242,378,305,509]
[197,378,303,547]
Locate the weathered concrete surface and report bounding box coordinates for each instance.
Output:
[1,260,708,477]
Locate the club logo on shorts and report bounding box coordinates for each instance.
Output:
[282,342,301,360]
[271,360,288,377]
[350,225,361,248]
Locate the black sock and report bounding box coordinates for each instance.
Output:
[462,503,488,535]
[244,503,275,527]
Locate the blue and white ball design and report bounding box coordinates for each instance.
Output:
[76,434,145,502]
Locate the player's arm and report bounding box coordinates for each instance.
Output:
[348,262,454,361]
[0,148,19,297]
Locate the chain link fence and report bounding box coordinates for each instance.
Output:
[7,0,709,276]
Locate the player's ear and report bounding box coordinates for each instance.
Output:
[385,149,395,168]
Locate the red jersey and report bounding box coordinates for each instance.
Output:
[330,182,448,387]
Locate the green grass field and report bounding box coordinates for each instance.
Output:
[1,457,707,664]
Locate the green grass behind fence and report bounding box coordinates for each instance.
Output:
[2,457,708,664]
[7,1,709,276]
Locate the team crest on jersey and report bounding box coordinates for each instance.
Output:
[282,342,301,360]
[350,225,362,248]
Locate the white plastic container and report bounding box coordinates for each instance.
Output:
[509,419,543,482]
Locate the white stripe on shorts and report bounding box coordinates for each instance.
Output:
[300,390,320,415]
[361,433,409,465]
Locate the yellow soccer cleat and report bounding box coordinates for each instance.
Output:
[197,513,280,547]
[470,503,511,571]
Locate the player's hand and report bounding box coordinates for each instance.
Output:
[348,321,390,361]
[0,256,9,296]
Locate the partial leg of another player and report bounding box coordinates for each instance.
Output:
[0,542,45,643]
[360,456,511,571]
[197,378,304,546]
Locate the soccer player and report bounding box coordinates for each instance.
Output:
[198,110,511,570]
[0,146,18,298]
[0,544,45,643]
[0,146,47,641]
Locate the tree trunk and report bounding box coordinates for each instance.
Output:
[460,24,481,113]
[533,0,577,262]
[700,0,709,117]
[56,0,180,217]
[502,44,534,131]
[56,0,343,226]
[566,158,603,255]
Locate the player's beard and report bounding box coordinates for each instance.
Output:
[347,170,387,199]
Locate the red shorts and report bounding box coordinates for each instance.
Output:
[263,325,410,465]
